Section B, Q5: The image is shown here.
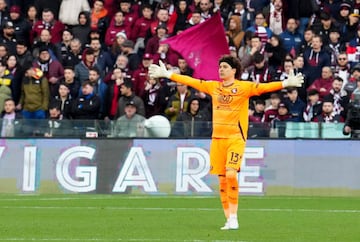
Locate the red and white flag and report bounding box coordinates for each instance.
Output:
[162,12,229,80]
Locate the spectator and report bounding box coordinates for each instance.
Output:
[313,97,344,123]
[344,65,360,95]
[341,8,360,45]
[307,66,334,100]
[265,34,287,70]
[150,8,175,36]
[177,57,193,76]
[279,18,302,56]
[31,8,65,45]
[198,0,213,21]
[58,0,90,27]
[185,9,204,29]
[105,67,126,120]
[25,5,38,29]
[71,81,101,120]
[74,47,99,84]
[15,40,33,68]
[244,51,274,89]
[132,53,153,97]
[131,4,153,54]
[297,27,314,55]
[152,42,179,67]
[56,29,74,64]
[323,28,346,67]
[229,0,251,30]
[0,98,22,137]
[17,64,49,120]
[263,92,281,123]
[343,89,360,138]
[121,39,140,72]
[272,101,292,137]
[171,97,210,137]
[105,11,130,47]
[334,52,351,90]
[109,31,127,60]
[165,82,195,122]
[267,0,287,35]
[286,0,316,35]
[89,37,113,74]
[116,79,145,118]
[62,38,83,68]
[34,0,62,20]
[43,104,72,137]
[113,100,145,137]
[145,24,168,56]
[213,0,231,25]
[170,0,192,34]
[240,34,265,70]
[57,66,80,99]
[0,21,16,55]
[32,28,61,60]
[141,76,167,118]
[303,35,331,87]
[72,11,91,49]
[118,0,138,30]
[33,46,64,97]
[283,87,306,122]
[337,1,351,32]
[9,5,31,46]
[87,66,108,119]
[311,11,337,46]
[6,54,22,105]
[226,15,245,50]
[324,76,350,119]
[0,43,8,62]
[249,98,265,123]
[113,54,131,79]
[0,60,13,113]
[90,0,109,32]
[0,0,9,31]
[303,89,322,122]
[50,83,73,119]
[246,12,273,47]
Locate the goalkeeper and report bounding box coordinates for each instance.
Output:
[149,55,304,230]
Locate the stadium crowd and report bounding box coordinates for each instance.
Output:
[0,0,360,138]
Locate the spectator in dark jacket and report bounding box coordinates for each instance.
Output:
[71,81,100,120]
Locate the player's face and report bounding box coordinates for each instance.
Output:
[219,62,235,80]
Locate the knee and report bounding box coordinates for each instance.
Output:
[225,169,238,180]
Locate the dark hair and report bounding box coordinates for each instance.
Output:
[89,66,101,75]
[218,55,241,78]
[253,51,265,64]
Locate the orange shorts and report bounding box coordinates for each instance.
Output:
[209,138,246,175]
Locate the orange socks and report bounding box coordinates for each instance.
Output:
[226,170,239,216]
[219,175,229,218]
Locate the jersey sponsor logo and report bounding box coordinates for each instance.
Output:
[231,88,237,94]
[217,94,233,104]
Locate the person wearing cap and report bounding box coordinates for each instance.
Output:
[113,100,146,138]
[0,20,16,55]
[131,4,153,53]
[121,39,140,72]
[303,89,322,122]
[9,5,30,46]
[132,53,153,97]
[33,45,64,97]
[116,79,145,118]
[337,1,351,26]
[149,55,304,230]
[105,11,130,47]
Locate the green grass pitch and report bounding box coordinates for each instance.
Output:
[0,195,359,242]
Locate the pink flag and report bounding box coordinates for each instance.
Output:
[162,12,229,80]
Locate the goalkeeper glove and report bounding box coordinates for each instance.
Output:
[282,69,304,88]
[149,60,172,79]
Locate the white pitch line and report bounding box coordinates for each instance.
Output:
[0,206,359,214]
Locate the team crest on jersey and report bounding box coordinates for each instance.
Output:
[231,88,237,94]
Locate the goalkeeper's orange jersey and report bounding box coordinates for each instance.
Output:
[170,73,283,140]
